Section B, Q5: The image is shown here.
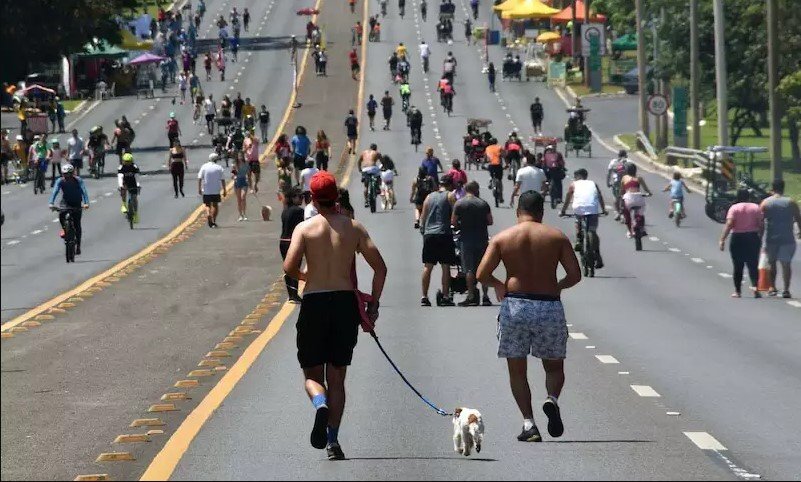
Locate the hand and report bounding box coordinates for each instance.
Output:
[719,239,725,251]
[49,204,57,211]
[494,282,506,302]
[82,203,90,210]
[367,300,380,323]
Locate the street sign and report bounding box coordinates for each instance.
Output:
[581,23,605,57]
[647,94,669,116]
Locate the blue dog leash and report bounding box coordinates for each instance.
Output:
[369,330,453,417]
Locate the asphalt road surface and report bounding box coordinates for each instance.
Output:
[0,0,300,323]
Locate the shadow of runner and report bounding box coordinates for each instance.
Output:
[346,456,498,461]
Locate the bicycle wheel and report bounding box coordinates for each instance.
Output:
[64,218,76,263]
[585,229,596,277]
[127,199,134,229]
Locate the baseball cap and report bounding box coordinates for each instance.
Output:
[310,171,339,202]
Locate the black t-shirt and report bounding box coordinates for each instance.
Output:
[453,195,490,245]
[233,98,245,116]
[345,115,358,136]
[281,205,305,239]
[530,102,543,118]
[118,163,140,189]
[259,111,270,123]
[381,96,393,111]
[367,99,378,114]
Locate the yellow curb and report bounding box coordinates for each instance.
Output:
[1,333,14,339]
[74,475,110,481]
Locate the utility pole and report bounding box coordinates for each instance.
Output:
[635,0,649,137]
[712,0,729,146]
[690,0,700,149]
[767,0,783,180]
[651,16,661,147]
[571,0,578,68]
[583,0,590,87]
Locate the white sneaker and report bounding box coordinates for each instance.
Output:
[242,216,248,221]
[237,215,244,222]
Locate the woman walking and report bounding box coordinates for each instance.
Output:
[167,139,189,197]
[487,62,496,92]
[232,152,250,220]
[719,189,764,298]
[314,130,331,171]
[279,187,304,303]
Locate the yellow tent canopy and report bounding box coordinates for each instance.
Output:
[119,29,154,51]
[501,0,560,20]
[492,0,524,12]
[536,31,562,43]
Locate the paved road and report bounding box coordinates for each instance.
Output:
[0,0,300,323]
[171,0,799,480]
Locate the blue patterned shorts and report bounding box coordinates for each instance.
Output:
[497,294,568,359]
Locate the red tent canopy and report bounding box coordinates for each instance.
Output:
[551,0,606,23]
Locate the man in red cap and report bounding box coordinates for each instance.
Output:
[283,171,387,460]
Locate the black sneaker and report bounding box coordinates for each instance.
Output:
[435,290,444,306]
[440,296,455,307]
[326,442,345,460]
[310,407,329,449]
[75,245,82,256]
[421,297,432,307]
[517,425,542,442]
[482,296,493,306]
[542,398,564,438]
[207,217,213,228]
[414,221,420,229]
[457,296,479,307]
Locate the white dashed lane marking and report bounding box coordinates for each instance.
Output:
[669,247,681,252]
[684,432,727,451]
[691,258,704,263]
[718,273,733,278]
[788,300,801,308]
[585,345,596,349]
[618,371,630,375]
[631,385,660,397]
[7,240,20,246]
[595,355,619,364]
[31,230,43,235]
[568,332,588,340]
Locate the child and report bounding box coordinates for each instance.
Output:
[276,157,293,202]
[663,171,689,218]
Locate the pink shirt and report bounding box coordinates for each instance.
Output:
[727,202,763,233]
[448,168,467,186]
[245,137,260,162]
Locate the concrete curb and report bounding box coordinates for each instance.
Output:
[562,84,629,101]
[611,134,706,196]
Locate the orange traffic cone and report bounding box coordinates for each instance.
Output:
[757,249,772,292]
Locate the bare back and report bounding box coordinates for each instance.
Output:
[296,212,363,293]
[494,221,576,296]
[360,149,379,168]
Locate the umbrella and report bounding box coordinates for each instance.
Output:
[21,84,56,95]
[129,52,167,65]
[493,0,523,12]
[536,31,562,43]
[501,0,560,20]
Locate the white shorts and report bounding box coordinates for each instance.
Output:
[623,192,646,210]
[361,165,381,176]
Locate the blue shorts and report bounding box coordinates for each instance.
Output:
[235,177,249,189]
[497,293,568,359]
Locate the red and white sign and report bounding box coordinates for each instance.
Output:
[647,94,670,116]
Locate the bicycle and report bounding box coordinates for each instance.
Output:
[90,149,106,180]
[627,195,651,251]
[670,198,685,227]
[507,156,520,182]
[561,212,605,278]
[489,174,502,208]
[33,162,46,195]
[124,186,140,229]
[410,127,422,152]
[443,94,453,116]
[401,94,410,113]
[52,206,80,263]
[366,172,381,213]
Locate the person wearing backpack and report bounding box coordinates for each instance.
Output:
[530,97,544,135]
[606,150,629,220]
[411,166,437,230]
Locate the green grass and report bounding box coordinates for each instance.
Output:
[62,100,83,113]
[569,83,626,97]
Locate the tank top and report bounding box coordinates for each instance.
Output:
[423,191,452,236]
[572,180,600,215]
[50,149,63,163]
[171,148,185,161]
[762,196,795,244]
[623,178,640,192]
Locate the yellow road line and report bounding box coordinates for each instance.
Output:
[339,0,370,188]
[1,9,315,335]
[139,302,295,481]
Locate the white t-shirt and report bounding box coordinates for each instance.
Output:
[198,161,225,195]
[515,165,546,194]
[67,136,84,160]
[419,43,430,58]
[304,203,318,220]
[572,179,601,215]
[300,166,319,192]
[204,99,216,115]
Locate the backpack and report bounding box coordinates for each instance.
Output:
[119,126,135,144]
[423,175,437,194]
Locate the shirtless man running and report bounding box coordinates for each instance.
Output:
[283,171,387,460]
[360,143,382,207]
[477,191,581,442]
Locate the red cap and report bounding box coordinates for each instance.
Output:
[310,171,339,202]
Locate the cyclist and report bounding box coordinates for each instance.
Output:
[509,154,547,208]
[408,106,423,145]
[485,137,504,203]
[360,143,382,207]
[226,125,246,164]
[504,132,523,178]
[606,150,629,220]
[397,56,410,83]
[396,42,408,60]
[118,152,141,222]
[388,52,400,80]
[366,94,378,131]
[443,51,457,82]
[380,162,396,210]
[49,163,89,255]
[112,119,135,163]
[663,171,689,219]
[86,126,109,177]
[543,144,566,205]
[620,163,652,238]
[561,168,607,268]
[420,147,443,181]
[439,77,455,113]
[419,40,431,72]
[420,0,427,20]
[166,112,181,147]
[399,81,411,112]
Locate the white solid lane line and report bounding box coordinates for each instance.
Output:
[630,385,661,397]
[684,432,727,451]
[585,345,596,349]
[569,332,588,340]
[595,355,620,364]
[669,247,681,252]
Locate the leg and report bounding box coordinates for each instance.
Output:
[171,168,180,196]
[731,243,745,295]
[768,257,778,292]
[73,210,83,248]
[744,239,760,290]
[210,202,219,224]
[422,263,434,297]
[279,241,300,297]
[780,261,792,293]
[506,358,533,419]
[178,166,185,195]
[325,364,348,436]
[541,359,565,399]
[441,264,451,296]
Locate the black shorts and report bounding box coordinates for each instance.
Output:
[488,164,503,180]
[71,158,84,169]
[297,291,360,368]
[249,161,261,175]
[203,194,222,205]
[422,234,458,265]
[292,154,306,170]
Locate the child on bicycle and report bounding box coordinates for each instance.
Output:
[663,171,689,219]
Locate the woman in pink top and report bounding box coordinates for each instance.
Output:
[719,189,764,298]
[447,159,468,200]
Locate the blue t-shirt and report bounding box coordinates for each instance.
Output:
[669,179,684,199]
[49,176,89,207]
[421,156,439,177]
[291,135,311,157]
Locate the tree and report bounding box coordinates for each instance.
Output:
[1,0,139,83]
[778,71,801,170]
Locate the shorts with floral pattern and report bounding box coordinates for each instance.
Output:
[497,294,568,359]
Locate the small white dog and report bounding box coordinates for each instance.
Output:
[453,407,484,456]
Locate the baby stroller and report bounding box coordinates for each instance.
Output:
[502,56,522,81]
[448,230,468,299]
